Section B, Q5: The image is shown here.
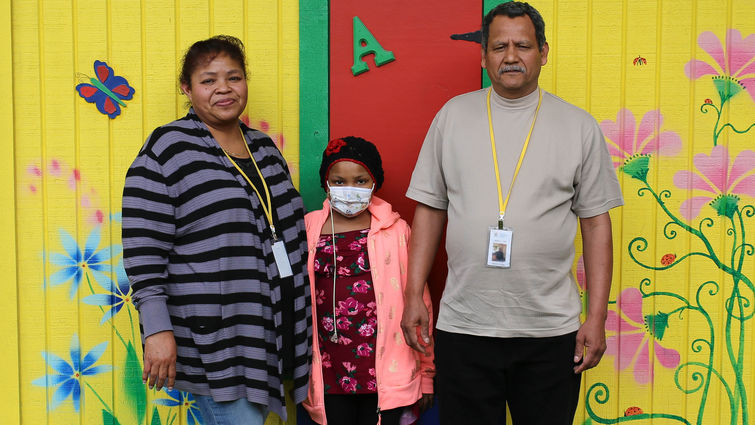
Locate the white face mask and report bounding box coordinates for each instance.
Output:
[328,183,374,217]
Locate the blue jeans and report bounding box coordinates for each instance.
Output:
[193,395,268,425]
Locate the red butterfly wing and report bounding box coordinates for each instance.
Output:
[78,85,99,98]
[103,97,117,115]
[95,62,111,83]
[111,84,132,96]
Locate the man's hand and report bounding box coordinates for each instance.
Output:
[401,295,431,354]
[573,315,606,373]
[403,203,446,354]
[143,330,177,390]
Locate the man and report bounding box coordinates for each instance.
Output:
[400,2,623,424]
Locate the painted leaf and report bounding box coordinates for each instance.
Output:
[150,406,162,425]
[102,409,122,425]
[121,341,147,424]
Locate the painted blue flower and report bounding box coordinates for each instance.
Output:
[82,260,132,324]
[32,334,112,412]
[48,228,121,298]
[154,389,204,425]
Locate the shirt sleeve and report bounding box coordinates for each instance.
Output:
[122,138,176,338]
[406,112,449,210]
[572,117,624,218]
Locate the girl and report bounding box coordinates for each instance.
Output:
[303,137,435,425]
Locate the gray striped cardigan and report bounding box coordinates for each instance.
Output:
[122,110,311,420]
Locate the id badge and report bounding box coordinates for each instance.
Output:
[486,227,512,268]
[272,240,293,277]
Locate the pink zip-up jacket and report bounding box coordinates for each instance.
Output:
[303,196,435,424]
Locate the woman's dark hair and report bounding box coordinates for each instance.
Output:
[482,1,547,51]
[179,35,247,86]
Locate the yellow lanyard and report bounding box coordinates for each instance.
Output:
[486,87,543,228]
[222,129,278,240]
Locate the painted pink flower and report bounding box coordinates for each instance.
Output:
[601,109,682,169]
[685,29,755,103]
[367,379,378,391]
[340,376,358,393]
[322,352,332,368]
[339,297,363,316]
[356,343,373,357]
[321,316,334,332]
[336,316,352,330]
[605,288,680,384]
[352,280,370,293]
[673,145,755,219]
[359,323,376,337]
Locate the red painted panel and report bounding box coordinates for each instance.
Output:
[330,3,482,318]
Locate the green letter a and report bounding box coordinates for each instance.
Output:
[351,16,395,76]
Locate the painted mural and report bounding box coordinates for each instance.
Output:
[3,1,755,425]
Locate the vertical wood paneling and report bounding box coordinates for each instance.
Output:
[0,0,20,423]
[298,0,328,211]
[7,1,755,424]
[9,1,300,424]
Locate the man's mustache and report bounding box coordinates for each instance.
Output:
[500,65,526,73]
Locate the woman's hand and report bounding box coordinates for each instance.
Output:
[143,330,177,390]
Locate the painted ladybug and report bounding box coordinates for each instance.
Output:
[704,98,713,104]
[625,406,644,416]
[661,253,676,266]
[633,55,647,66]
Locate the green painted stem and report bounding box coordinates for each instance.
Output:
[731,212,750,425]
[127,303,136,343]
[85,381,114,415]
[85,273,129,348]
[713,100,723,146]
[637,183,755,294]
[585,383,692,424]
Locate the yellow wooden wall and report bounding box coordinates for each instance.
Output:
[535,1,755,424]
[2,0,299,424]
[4,0,755,425]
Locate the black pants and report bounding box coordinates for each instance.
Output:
[435,330,581,425]
[324,394,403,425]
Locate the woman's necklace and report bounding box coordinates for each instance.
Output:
[219,131,250,158]
[222,145,249,158]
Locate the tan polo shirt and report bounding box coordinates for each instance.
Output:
[407,87,623,338]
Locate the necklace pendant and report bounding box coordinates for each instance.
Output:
[330,333,339,343]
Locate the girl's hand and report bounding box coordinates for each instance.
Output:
[418,393,434,414]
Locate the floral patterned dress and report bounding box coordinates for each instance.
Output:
[314,229,378,394]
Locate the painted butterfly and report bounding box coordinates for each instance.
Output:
[76,60,135,119]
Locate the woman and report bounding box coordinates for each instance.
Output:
[122,35,310,425]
